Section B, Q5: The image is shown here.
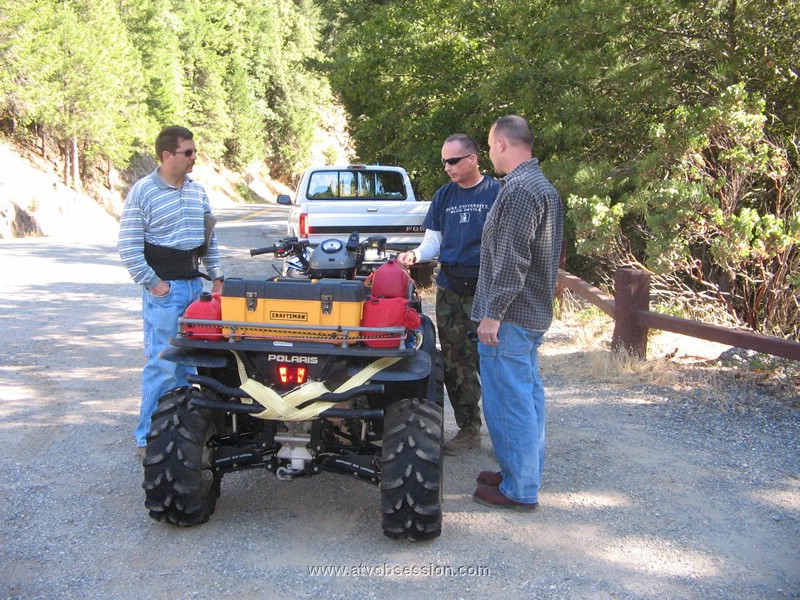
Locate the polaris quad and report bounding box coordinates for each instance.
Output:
[142,233,445,541]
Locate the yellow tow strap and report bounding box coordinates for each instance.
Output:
[233,352,401,421]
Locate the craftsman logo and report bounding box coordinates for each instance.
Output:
[267,354,318,364]
[270,311,308,321]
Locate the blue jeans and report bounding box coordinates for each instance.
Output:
[135,278,203,447]
[478,323,545,504]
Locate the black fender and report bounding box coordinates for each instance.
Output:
[354,350,432,383]
[159,346,229,369]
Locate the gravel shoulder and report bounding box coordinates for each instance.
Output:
[1,233,798,600]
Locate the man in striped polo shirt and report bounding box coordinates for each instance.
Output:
[118,126,224,459]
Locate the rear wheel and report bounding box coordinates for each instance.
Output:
[380,398,444,541]
[142,387,222,526]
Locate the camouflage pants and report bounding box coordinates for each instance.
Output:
[436,287,481,432]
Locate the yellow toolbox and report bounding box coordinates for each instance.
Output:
[220,278,365,342]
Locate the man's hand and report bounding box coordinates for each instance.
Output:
[477,317,501,346]
[396,251,416,266]
[150,280,170,297]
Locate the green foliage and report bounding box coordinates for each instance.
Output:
[650,301,688,320]
[573,304,610,326]
[590,85,799,335]
[1,0,332,183]
[0,0,56,125]
[567,194,625,257]
[319,0,500,195]
[0,0,147,169]
[117,0,186,133]
[318,0,799,336]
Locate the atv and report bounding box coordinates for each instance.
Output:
[142,233,445,541]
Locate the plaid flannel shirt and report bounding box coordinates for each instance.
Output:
[471,158,563,331]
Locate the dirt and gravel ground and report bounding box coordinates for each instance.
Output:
[1,213,799,599]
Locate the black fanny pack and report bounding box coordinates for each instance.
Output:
[442,265,478,296]
[144,242,207,281]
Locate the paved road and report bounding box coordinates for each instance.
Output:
[1,203,798,599]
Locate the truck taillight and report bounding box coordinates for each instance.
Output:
[299,213,308,237]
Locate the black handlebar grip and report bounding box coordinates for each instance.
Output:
[250,245,278,256]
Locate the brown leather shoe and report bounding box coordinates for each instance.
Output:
[473,484,538,513]
[476,471,502,487]
[443,429,481,456]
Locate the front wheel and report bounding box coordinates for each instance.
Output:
[142,387,222,526]
[380,398,444,541]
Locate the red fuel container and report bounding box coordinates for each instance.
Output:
[370,259,412,299]
[184,292,222,340]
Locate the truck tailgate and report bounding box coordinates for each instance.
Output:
[307,200,429,246]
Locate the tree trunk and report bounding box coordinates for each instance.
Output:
[39,124,46,160]
[63,140,70,187]
[70,136,81,191]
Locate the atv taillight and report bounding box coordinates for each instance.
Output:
[299,213,308,237]
[278,364,307,386]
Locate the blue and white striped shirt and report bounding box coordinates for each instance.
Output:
[118,169,223,288]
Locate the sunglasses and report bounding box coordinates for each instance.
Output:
[173,148,196,157]
[441,154,475,166]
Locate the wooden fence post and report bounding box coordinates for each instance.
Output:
[611,268,650,358]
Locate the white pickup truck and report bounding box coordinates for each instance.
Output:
[278,164,435,281]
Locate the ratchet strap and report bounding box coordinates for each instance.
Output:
[233,352,401,421]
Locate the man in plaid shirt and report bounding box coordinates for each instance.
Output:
[471,115,564,512]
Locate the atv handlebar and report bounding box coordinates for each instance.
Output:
[250,237,309,257]
[249,244,280,257]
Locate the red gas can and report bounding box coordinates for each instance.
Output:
[370,259,412,299]
[184,292,222,340]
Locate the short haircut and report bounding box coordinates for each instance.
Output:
[492,115,533,149]
[445,133,481,155]
[155,126,194,161]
